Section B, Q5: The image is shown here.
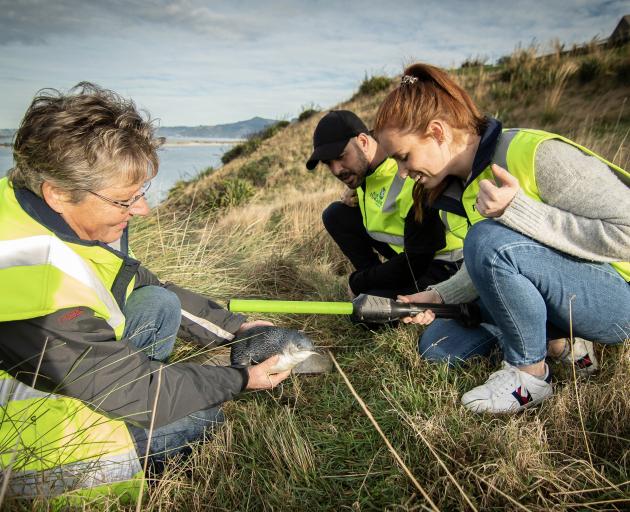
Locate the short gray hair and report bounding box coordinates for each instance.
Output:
[9,82,162,202]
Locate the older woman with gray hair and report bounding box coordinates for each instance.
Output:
[0,83,289,502]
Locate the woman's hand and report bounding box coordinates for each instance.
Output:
[236,319,274,335]
[245,355,291,390]
[476,164,520,218]
[397,289,442,325]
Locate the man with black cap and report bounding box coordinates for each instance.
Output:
[307,110,465,299]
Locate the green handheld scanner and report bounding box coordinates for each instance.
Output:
[228,294,481,327]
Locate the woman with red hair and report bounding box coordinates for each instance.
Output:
[373,63,630,414]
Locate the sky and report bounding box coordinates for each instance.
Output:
[0,0,628,128]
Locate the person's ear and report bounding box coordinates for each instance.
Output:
[426,120,448,144]
[356,132,370,153]
[41,181,70,214]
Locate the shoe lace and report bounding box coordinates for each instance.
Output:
[486,362,525,394]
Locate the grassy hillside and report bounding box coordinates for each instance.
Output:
[128,41,630,511]
[165,41,629,218]
[12,42,626,511]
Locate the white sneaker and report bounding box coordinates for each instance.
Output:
[552,337,598,377]
[461,361,553,413]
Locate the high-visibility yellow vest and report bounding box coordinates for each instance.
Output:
[357,158,465,261]
[436,210,466,262]
[0,177,143,504]
[461,129,630,281]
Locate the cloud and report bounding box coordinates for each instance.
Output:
[0,0,628,127]
[0,0,295,45]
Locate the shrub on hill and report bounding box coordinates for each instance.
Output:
[460,56,488,68]
[200,177,255,210]
[577,57,603,83]
[297,108,320,122]
[221,120,290,165]
[236,155,279,187]
[352,74,392,99]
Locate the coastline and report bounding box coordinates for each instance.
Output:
[162,139,244,147]
[1,139,245,148]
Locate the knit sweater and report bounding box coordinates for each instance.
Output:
[432,139,630,304]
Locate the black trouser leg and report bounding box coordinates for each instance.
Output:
[362,260,460,299]
[322,201,396,271]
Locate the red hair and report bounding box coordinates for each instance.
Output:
[374,63,486,137]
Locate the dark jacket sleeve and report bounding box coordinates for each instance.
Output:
[0,308,248,429]
[135,265,246,346]
[348,206,447,294]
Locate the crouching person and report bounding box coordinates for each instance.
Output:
[308,110,466,300]
[0,83,290,505]
[374,63,630,414]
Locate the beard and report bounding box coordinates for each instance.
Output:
[336,140,370,189]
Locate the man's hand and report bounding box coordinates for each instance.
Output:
[236,319,274,335]
[341,187,358,207]
[397,289,442,325]
[245,355,291,390]
[476,164,520,218]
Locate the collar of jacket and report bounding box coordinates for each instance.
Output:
[466,116,503,185]
[14,186,130,255]
[361,156,392,190]
[431,117,503,217]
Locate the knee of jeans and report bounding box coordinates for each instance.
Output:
[463,221,508,281]
[149,287,182,322]
[190,406,224,424]
[188,406,225,442]
[463,221,493,261]
[139,287,182,345]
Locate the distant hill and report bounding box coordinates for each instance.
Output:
[0,129,15,144]
[157,117,278,140]
[0,117,279,144]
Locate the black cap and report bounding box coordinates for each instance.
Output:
[306,110,369,170]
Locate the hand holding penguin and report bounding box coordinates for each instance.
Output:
[476,164,520,218]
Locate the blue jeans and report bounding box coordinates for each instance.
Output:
[419,300,502,364]
[419,221,630,366]
[123,285,181,361]
[123,285,224,472]
[419,300,570,364]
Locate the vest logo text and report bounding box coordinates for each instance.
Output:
[370,187,386,208]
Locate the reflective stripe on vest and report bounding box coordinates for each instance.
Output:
[0,235,125,332]
[0,372,142,500]
[357,158,413,253]
[461,129,630,281]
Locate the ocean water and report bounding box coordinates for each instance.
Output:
[0,146,12,179]
[0,140,233,206]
